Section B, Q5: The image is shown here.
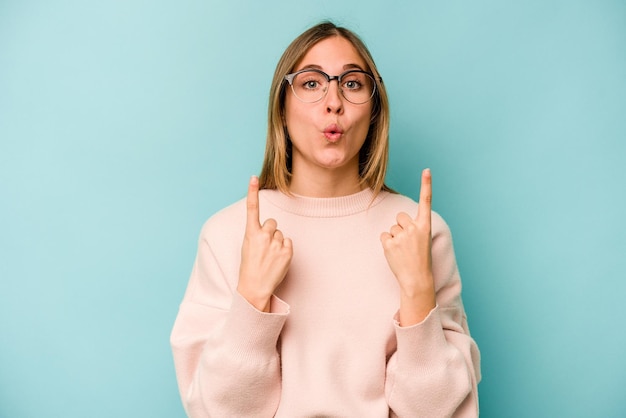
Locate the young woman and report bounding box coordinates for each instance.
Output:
[171,22,481,417]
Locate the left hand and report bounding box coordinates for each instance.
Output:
[380,169,435,324]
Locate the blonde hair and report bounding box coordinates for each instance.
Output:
[259,21,393,195]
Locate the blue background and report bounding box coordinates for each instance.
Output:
[1,1,625,417]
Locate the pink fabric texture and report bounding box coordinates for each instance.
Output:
[171,188,481,417]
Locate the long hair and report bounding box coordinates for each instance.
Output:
[259,21,393,195]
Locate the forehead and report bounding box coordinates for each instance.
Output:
[295,36,367,71]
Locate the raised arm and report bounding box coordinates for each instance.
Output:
[381,169,481,417]
[170,176,293,417]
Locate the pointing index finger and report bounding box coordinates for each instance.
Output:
[417,168,432,221]
[246,175,261,232]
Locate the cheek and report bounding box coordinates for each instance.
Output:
[284,96,307,132]
[355,106,374,136]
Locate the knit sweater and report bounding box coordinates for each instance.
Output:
[170,188,481,417]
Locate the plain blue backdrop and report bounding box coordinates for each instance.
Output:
[1,1,625,417]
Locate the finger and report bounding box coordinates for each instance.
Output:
[417,168,432,223]
[283,237,293,250]
[380,231,392,243]
[246,175,261,232]
[396,212,413,229]
[390,224,403,237]
[273,229,284,241]
[262,218,278,232]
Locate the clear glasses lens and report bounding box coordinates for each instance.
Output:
[289,70,376,104]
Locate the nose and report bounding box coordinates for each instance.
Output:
[324,79,344,114]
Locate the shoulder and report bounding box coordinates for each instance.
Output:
[199,197,247,242]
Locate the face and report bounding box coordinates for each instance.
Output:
[284,36,373,179]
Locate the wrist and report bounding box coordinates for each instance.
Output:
[397,272,434,298]
[398,284,436,327]
[236,285,272,313]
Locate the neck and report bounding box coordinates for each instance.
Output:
[289,164,364,198]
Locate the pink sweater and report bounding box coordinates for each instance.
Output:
[171,188,481,417]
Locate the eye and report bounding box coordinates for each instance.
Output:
[303,80,320,89]
[295,71,326,91]
[343,80,362,90]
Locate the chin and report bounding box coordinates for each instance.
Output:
[319,159,357,171]
[316,154,348,168]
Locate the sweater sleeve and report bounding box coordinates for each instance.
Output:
[385,212,481,418]
[170,220,289,417]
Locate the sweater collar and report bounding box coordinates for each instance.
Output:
[261,188,388,218]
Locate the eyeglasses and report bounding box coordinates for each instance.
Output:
[284,69,378,104]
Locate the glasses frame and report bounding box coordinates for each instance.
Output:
[284,68,380,104]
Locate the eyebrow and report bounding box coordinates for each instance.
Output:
[297,63,366,72]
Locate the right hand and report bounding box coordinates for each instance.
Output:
[237,176,293,312]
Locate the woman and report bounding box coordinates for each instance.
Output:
[171,21,481,417]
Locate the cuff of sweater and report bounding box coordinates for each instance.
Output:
[393,305,448,369]
[223,292,290,360]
